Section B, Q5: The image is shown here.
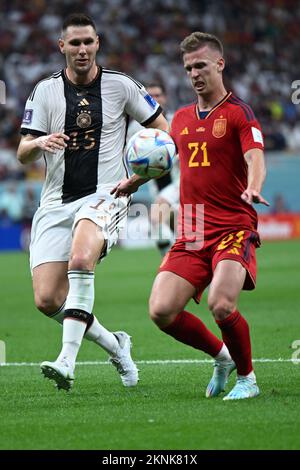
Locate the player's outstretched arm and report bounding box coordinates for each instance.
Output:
[241,148,270,206]
[111,174,149,198]
[145,113,169,132]
[17,133,70,164]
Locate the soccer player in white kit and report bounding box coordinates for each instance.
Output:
[17,13,168,391]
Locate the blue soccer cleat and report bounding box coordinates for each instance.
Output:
[223,376,260,401]
[206,359,236,398]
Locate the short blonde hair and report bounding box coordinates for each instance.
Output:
[180,32,223,56]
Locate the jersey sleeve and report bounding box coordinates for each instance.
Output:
[170,110,180,147]
[20,82,48,136]
[234,106,264,154]
[123,76,162,126]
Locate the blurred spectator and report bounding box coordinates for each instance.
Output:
[22,186,37,224]
[271,193,290,214]
[0,182,24,222]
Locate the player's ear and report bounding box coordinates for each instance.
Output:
[96,35,100,52]
[217,57,225,72]
[58,38,65,54]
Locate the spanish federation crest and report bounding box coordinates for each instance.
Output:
[212,118,227,138]
[76,111,92,128]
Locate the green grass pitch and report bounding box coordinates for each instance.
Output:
[0,240,300,450]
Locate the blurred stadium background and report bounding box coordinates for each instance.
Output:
[1,0,300,451]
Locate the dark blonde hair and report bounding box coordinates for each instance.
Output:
[180,32,223,56]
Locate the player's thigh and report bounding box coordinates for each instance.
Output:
[73,191,129,268]
[32,261,68,310]
[70,219,106,270]
[149,271,196,316]
[208,259,246,308]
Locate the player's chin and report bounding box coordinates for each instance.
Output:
[74,62,91,73]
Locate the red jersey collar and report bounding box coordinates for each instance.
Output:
[195,91,232,120]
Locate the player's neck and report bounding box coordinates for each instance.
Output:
[197,87,228,112]
[66,64,99,86]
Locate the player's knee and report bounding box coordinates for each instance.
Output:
[208,297,234,321]
[69,252,92,271]
[34,293,61,316]
[149,297,174,326]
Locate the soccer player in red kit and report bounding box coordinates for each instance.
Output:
[112,32,269,400]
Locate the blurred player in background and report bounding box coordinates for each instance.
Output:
[17,13,168,391]
[113,32,269,400]
[128,83,179,255]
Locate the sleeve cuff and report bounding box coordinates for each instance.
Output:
[20,128,47,137]
[141,106,163,127]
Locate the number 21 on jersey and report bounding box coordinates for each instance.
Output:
[188,142,211,168]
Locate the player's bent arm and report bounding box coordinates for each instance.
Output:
[111,174,149,198]
[17,133,69,164]
[241,148,269,206]
[145,113,169,133]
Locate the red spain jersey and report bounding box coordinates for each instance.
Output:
[170,92,264,243]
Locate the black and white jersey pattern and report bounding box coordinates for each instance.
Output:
[21,67,162,205]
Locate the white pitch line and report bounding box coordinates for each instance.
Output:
[0,358,299,367]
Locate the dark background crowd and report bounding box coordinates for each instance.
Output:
[0,0,299,223]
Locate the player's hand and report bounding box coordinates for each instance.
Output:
[36,133,70,153]
[241,189,270,206]
[111,178,141,198]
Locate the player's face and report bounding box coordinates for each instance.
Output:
[183,46,224,97]
[147,86,167,107]
[59,26,99,79]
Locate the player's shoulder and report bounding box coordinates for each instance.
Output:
[226,93,257,122]
[173,102,196,121]
[28,70,63,101]
[101,68,144,90]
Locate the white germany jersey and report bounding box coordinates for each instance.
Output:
[21,67,161,206]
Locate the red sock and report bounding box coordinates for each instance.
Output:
[161,310,223,357]
[216,310,253,375]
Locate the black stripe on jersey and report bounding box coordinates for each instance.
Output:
[228,96,256,122]
[61,69,103,203]
[123,115,130,178]
[29,71,62,101]
[141,106,162,126]
[20,128,47,137]
[102,69,143,89]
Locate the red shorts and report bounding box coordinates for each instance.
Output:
[159,229,260,303]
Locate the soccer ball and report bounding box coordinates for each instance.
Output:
[126,128,176,178]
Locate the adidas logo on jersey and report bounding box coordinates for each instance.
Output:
[79,98,89,106]
[180,127,189,135]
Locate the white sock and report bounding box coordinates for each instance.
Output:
[49,302,119,356]
[57,319,87,369]
[214,343,232,362]
[50,302,66,324]
[57,270,95,368]
[85,316,119,355]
